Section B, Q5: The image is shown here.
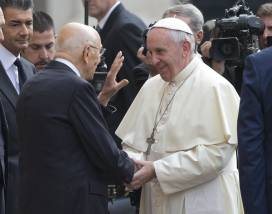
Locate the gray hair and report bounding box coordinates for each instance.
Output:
[55,23,98,55]
[167,29,195,54]
[55,36,95,55]
[257,3,272,17]
[163,3,204,34]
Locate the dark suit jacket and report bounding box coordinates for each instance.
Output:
[238,47,272,214]
[0,98,8,214]
[16,61,134,214]
[0,58,35,214]
[99,3,147,145]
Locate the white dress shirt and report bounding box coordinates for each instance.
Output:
[0,44,21,94]
[97,1,120,29]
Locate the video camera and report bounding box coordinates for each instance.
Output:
[210,0,264,66]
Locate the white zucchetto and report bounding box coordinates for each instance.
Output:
[151,17,193,35]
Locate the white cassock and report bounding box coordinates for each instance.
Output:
[116,56,244,214]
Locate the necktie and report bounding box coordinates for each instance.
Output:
[13,59,26,91]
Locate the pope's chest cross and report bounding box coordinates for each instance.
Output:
[144,70,193,157]
[146,129,155,156]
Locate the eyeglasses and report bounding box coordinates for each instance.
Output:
[89,44,106,56]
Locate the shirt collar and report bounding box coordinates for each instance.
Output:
[55,58,81,77]
[0,44,20,70]
[98,1,120,29]
[171,54,199,85]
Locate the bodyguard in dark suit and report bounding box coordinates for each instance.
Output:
[16,22,134,214]
[0,0,35,213]
[238,47,272,214]
[0,8,7,214]
[88,0,148,147]
[0,97,7,214]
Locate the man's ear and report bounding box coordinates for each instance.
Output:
[182,41,191,57]
[196,31,204,45]
[82,45,90,64]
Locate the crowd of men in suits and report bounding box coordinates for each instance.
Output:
[0,0,272,214]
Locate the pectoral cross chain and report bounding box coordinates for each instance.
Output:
[146,129,155,156]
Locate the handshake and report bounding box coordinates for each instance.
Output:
[125,159,156,190]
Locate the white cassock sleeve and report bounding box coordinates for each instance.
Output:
[123,142,236,195]
[153,142,236,195]
[122,145,145,161]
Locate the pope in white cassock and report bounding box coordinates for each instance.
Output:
[116,18,244,214]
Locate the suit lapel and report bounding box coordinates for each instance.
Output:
[20,57,36,80]
[0,62,18,108]
[100,4,124,40]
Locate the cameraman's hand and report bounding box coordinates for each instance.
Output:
[137,47,158,77]
[137,47,152,65]
[200,41,212,58]
[200,41,226,75]
[98,51,129,106]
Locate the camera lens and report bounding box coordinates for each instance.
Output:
[220,42,235,57]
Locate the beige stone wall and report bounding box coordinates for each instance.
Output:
[33,0,176,32]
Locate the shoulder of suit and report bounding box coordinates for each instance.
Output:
[114,4,146,27]
[256,47,272,59]
[245,47,272,67]
[20,57,37,74]
[20,57,32,66]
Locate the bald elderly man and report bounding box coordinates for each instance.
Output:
[16,22,134,214]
